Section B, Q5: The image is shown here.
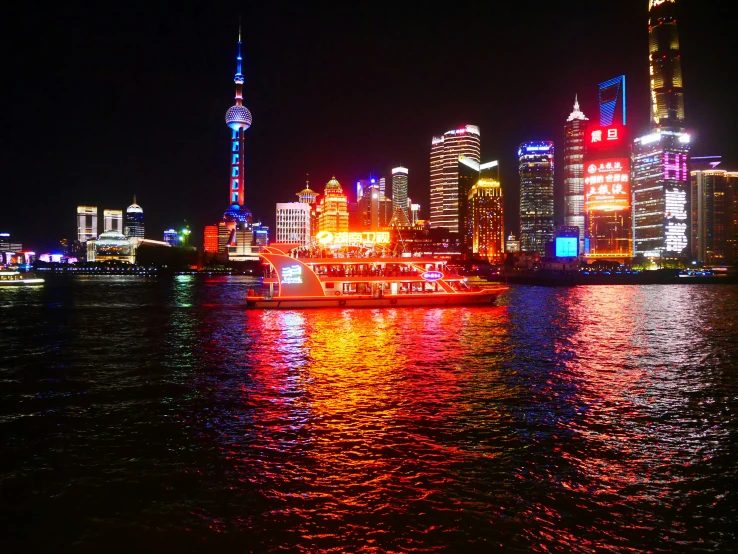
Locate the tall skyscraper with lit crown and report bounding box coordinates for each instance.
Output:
[124,197,144,239]
[648,0,685,128]
[632,0,691,259]
[564,96,588,251]
[318,177,349,234]
[392,167,409,220]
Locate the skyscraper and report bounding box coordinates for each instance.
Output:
[124,196,144,239]
[77,206,98,242]
[648,0,685,128]
[519,142,555,254]
[468,179,504,262]
[276,202,312,246]
[632,0,690,260]
[392,167,409,220]
[318,177,349,234]
[103,209,123,233]
[457,156,499,255]
[358,184,393,231]
[691,169,729,264]
[728,173,738,265]
[564,96,588,250]
[203,225,219,253]
[584,93,632,260]
[430,125,481,231]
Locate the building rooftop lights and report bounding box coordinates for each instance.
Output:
[392,167,409,174]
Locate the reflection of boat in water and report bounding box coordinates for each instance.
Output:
[0,271,45,286]
[247,244,507,309]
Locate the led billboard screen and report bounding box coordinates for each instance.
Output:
[585,158,631,212]
[555,237,579,258]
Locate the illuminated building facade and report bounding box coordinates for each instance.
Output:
[564,96,588,250]
[584,124,632,258]
[358,184,393,231]
[599,75,627,127]
[632,130,691,257]
[649,0,685,128]
[203,225,219,253]
[519,142,554,254]
[728,173,738,265]
[103,209,123,233]
[691,170,730,264]
[124,196,144,239]
[410,204,420,226]
[356,177,385,201]
[630,1,690,260]
[506,234,521,254]
[458,157,500,255]
[318,177,349,234]
[467,179,504,262]
[77,206,98,242]
[430,125,481,231]
[87,231,135,264]
[276,202,312,246]
[392,167,409,220]
[163,229,178,246]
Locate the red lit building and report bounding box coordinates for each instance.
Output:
[203,224,219,253]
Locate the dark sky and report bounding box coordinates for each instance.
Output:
[2,0,737,250]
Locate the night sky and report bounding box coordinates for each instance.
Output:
[3,0,737,250]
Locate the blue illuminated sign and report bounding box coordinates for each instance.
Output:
[556,237,578,258]
[421,271,444,281]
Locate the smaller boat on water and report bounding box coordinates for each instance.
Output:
[247,243,508,309]
[0,270,45,286]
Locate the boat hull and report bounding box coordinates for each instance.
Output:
[247,290,506,309]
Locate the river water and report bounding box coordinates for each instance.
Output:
[1,276,737,552]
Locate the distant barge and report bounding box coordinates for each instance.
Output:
[0,271,45,286]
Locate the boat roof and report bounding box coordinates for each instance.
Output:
[273,257,448,264]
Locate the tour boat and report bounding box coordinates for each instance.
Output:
[0,270,45,286]
[247,243,507,309]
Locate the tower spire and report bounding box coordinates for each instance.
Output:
[234,17,244,91]
[567,94,588,122]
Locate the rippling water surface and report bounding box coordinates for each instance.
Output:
[1,276,737,552]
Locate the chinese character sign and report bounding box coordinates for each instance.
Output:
[588,125,625,154]
[584,158,631,212]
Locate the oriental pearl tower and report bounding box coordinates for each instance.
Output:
[222,23,253,241]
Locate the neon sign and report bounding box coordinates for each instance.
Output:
[588,125,625,153]
[585,158,631,212]
[281,265,303,285]
[315,231,390,246]
[421,271,444,281]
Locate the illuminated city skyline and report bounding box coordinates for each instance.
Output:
[3,1,737,252]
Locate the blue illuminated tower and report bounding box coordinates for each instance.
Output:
[598,75,626,127]
[223,22,253,234]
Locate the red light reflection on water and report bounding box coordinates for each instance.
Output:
[192,306,512,548]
